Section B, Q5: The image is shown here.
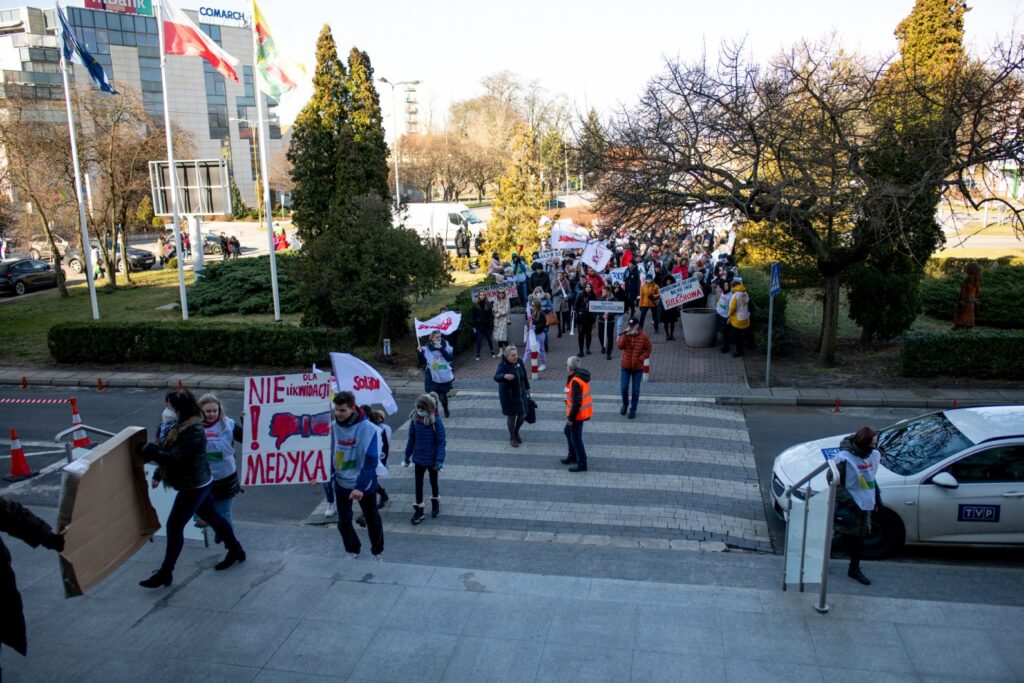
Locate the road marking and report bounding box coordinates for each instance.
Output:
[3,457,69,491]
[435,417,750,442]
[438,437,756,467]
[380,464,762,501]
[0,449,66,459]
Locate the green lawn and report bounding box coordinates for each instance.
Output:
[411,270,487,320]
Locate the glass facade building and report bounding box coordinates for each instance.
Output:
[0,3,287,209]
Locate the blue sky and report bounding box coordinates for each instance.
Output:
[4,0,1019,134]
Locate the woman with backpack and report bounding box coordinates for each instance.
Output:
[404,393,446,525]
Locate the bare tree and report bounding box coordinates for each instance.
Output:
[462,142,503,201]
[400,133,446,200]
[591,39,1024,365]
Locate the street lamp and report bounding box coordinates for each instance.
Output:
[378,76,420,206]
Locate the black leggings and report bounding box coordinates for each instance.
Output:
[506,415,525,439]
[162,483,241,573]
[665,321,677,339]
[414,464,439,505]
[846,534,864,570]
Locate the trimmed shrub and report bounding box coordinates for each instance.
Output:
[739,267,788,351]
[189,254,302,316]
[48,321,354,367]
[919,266,1024,329]
[924,256,1023,278]
[900,330,1024,379]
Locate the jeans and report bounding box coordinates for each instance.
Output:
[212,496,233,526]
[475,328,494,356]
[577,323,593,354]
[161,483,240,573]
[323,481,335,504]
[526,331,547,366]
[516,279,528,304]
[333,481,384,556]
[620,368,643,414]
[564,420,587,468]
[414,464,440,504]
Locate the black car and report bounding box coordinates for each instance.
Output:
[0,258,58,296]
[66,240,156,274]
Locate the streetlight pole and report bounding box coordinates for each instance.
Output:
[378,77,419,206]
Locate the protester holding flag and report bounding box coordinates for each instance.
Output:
[404,393,446,524]
[511,254,529,305]
[137,389,246,588]
[329,392,384,560]
[418,331,454,418]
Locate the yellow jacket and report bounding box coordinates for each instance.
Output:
[728,284,751,329]
[640,282,661,308]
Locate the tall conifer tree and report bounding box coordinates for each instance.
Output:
[343,48,390,204]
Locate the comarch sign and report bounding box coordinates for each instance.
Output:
[198,6,248,25]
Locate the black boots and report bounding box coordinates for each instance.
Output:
[139,569,172,588]
[411,505,426,525]
[431,497,440,518]
[214,548,246,571]
[848,566,871,585]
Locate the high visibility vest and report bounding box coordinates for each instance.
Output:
[565,376,593,420]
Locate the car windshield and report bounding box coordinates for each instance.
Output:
[460,210,482,224]
[877,412,975,476]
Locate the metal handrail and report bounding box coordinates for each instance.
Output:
[54,424,116,463]
[780,457,840,613]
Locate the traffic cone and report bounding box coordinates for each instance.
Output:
[69,397,92,449]
[5,428,37,482]
[97,377,105,392]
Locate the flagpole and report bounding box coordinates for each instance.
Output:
[155,0,189,320]
[58,50,99,320]
[252,21,281,322]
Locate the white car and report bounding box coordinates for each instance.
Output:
[771,406,1024,558]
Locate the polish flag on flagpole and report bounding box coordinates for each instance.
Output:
[158,0,240,82]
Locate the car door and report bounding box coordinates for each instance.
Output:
[917,444,1024,544]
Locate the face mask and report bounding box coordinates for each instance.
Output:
[416,409,429,418]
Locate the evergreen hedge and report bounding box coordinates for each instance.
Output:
[900,331,1024,379]
[48,321,354,367]
[919,265,1024,329]
[190,254,302,316]
[739,267,788,351]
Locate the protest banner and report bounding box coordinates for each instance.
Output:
[414,310,462,337]
[550,221,589,250]
[661,277,704,309]
[589,300,625,314]
[471,281,518,301]
[582,240,612,272]
[538,248,563,263]
[605,267,626,287]
[241,372,332,486]
[331,352,400,415]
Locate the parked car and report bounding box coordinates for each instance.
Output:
[0,258,58,295]
[546,196,566,209]
[65,240,156,274]
[771,406,1024,558]
[27,234,70,261]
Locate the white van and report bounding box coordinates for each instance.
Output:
[394,202,486,251]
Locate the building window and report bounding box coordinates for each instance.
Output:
[0,9,22,23]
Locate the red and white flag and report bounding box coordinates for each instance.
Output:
[159,0,240,82]
[550,220,589,250]
[414,311,462,337]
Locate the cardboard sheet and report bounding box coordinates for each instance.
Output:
[57,427,160,597]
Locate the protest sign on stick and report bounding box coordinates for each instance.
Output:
[589,300,625,314]
[414,310,462,337]
[241,372,332,486]
[661,277,704,309]
[581,241,612,272]
[471,282,518,301]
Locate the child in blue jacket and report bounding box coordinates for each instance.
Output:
[405,393,446,525]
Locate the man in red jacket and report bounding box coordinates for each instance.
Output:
[617,317,652,419]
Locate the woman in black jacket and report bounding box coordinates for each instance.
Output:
[494,345,531,447]
[137,389,245,588]
[471,291,495,360]
[573,281,596,355]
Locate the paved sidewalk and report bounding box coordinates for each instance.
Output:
[6,514,1023,683]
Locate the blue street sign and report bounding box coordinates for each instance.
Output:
[769,262,781,297]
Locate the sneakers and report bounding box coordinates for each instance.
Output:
[539,364,546,372]
[371,554,384,563]
[411,505,426,525]
[490,352,497,358]
[343,553,360,560]
[475,356,481,361]
[324,505,336,518]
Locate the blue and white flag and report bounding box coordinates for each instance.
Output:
[56,3,116,94]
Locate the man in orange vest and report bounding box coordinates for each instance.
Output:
[561,355,593,472]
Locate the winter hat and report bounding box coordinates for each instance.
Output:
[628,317,640,326]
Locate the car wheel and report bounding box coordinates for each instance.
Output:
[69,258,82,274]
[14,281,26,295]
[29,249,40,260]
[862,508,905,559]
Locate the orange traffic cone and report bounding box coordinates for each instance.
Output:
[69,397,92,449]
[5,428,37,482]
